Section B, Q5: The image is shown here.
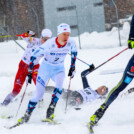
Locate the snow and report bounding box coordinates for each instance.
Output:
[0,22,134,134]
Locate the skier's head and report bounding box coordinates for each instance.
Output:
[96,86,108,96]
[41,29,52,44]
[57,23,71,45]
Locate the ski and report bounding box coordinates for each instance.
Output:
[42,118,61,125]
[4,122,22,129]
[1,115,13,119]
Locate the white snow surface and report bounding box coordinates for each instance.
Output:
[0,23,134,134]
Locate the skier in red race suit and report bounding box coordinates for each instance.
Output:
[1,29,52,106]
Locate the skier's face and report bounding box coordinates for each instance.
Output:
[58,32,70,45]
[41,37,50,44]
[97,86,107,95]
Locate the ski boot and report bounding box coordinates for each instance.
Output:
[1,93,15,106]
[88,103,108,133]
[18,111,31,124]
[18,101,37,124]
[7,111,32,129]
[46,102,56,120]
[42,102,56,124]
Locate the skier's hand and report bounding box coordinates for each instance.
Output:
[68,66,75,78]
[27,30,36,37]
[21,32,29,38]
[89,64,95,72]
[26,69,32,84]
[128,38,134,49]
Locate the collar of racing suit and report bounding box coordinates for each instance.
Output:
[55,37,67,48]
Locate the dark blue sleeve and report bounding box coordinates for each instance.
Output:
[129,15,134,39]
[71,52,77,67]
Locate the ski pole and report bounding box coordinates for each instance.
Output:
[120,87,134,98]
[68,53,91,66]
[0,34,28,38]
[65,77,72,113]
[90,47,128,73]
[0,35,11,38]
[0,34,22,38]
[15,83,28,117]
[0,33,30,39]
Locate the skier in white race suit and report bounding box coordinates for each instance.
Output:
[17,23,77,124]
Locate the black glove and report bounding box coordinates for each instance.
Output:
[68,66,75,78]
[27,30,36,37]
[26,70,32,84]
[88,64,95,72]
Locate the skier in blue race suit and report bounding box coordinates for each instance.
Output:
[88,15,134,133]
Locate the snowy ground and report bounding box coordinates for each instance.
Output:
[0,23,134,134]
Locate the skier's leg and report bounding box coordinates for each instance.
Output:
[18,62,50,123]
[46,71,65,120]
[89,55,134,127]
[1,60,28,106]
[32,64,40,85]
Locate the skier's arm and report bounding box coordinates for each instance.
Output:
[68,42,77,78]
[27,42,49,84]
[128,15,134,49]
[129,15,134,39]
[21,30,36,43]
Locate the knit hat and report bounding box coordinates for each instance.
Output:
[57,23,71,35]
[41,29,52,38]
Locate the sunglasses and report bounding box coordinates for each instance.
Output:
[42,37,50,41]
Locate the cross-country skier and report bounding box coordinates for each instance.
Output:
[87,15,134,133]
[16,23,77,124]
[1,29,52,106]
[61,64,108,106]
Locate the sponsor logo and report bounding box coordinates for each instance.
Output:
[60,25,68,28]
[37,76,45,87]
[33,50,40,55]
[39,47,44,50]
[50,53,67,56]
[127,71,134,76]
[131,66,134,72]
[124,76,132,84]
[16,79,22,86]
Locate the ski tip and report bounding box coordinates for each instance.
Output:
[4,122,21,129]
[1,115,13,119]
[74,107,81,110]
